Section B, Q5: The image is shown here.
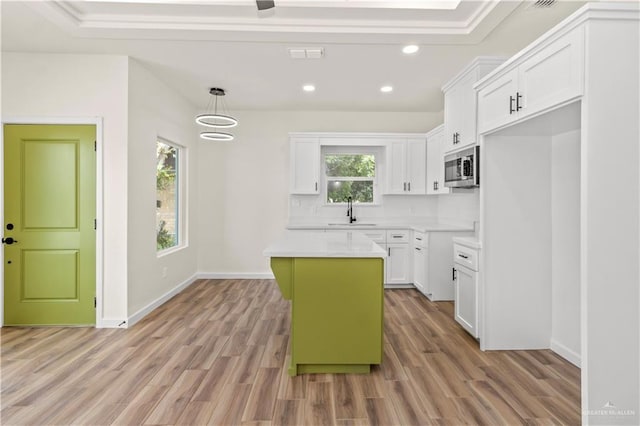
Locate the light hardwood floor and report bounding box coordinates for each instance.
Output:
[1,279,581,425]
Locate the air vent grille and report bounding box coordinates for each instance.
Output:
[532,0,556,8]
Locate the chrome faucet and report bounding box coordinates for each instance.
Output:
[346,196,357,223]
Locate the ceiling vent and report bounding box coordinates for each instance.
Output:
[530,0,556,8]
[288,48,324,59]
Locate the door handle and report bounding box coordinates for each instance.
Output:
[2,237,18,245]
[509,95,515,114]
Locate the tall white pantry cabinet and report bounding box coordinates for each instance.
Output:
[476,4,639,425]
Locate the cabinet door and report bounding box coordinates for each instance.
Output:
[426,128,450,195]
[518,26,584,120]
[384,140,407,194]
[477,68,518,135]
[386,244,411,284]
[443,84,461,153]
[455,71,479,150]
[290,138,320,194]
[406,139,426,194]
[412,246,426,293]
[454,265,478,338]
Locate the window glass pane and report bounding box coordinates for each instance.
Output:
[156,141,178,251]
[325,154,375,177]
[327,180,373,204]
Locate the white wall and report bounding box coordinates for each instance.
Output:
[197,110,443,276]
[583,18,639,425]
[551,129,581,365]
[1,52,129,325]
[482,134,552,350]
[127,60,199,318]
[290,194,439,221]
[437,190,479,224]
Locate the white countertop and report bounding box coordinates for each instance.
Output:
[264,231,386,258]
[453,236,482,250]
[286,218,475,233]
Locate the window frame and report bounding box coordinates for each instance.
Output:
[156,137,187,256]
[322,146,380,206]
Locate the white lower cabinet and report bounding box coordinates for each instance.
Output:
[385,230,411,285]
[453,239,480,338]
[386,243,411,285]
[453,264,478,338]
[412,246,426,292]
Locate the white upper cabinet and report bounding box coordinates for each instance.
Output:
[425,125,450,195]
[290,137,320,194]
[442,57,505,154]
[406,139,427,194]
[477,26,585,135]
[385,138,426,195]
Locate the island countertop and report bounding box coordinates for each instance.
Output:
[263,231,386,258]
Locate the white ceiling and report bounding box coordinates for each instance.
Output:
[1,0,588,112]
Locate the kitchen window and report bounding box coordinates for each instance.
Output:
[156,139,184,253]
[324,150,376,204]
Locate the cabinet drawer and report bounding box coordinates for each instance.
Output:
[453,243,478,271]
[386,230,409,243]
[413,231,427,248]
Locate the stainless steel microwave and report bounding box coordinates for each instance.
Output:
[444,146,479,188]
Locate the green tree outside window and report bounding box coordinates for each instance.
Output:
[156,141,179,250]
[325,154,375,203]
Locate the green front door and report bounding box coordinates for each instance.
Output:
[3,124,96,325]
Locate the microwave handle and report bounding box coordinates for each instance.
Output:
[461,159,471,178]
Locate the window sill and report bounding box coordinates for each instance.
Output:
[157,243,188,258]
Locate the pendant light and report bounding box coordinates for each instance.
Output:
[196,87,238,141]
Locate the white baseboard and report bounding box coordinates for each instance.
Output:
[127,274,199,327]
[384,284,415,289]
[98,319,129,329]
[550,339,581,367]
[197,272,275,280]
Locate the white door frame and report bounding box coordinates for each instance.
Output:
[0,116,105,327]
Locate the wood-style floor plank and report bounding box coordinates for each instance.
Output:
[0,280,581,425]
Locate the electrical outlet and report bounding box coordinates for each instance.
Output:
[162,267,168,278]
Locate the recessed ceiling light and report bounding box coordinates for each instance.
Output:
[402,45,419,54]
[303,84,316,92]
[380,86,393,93]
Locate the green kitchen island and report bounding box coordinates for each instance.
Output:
[264,231,386,376]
